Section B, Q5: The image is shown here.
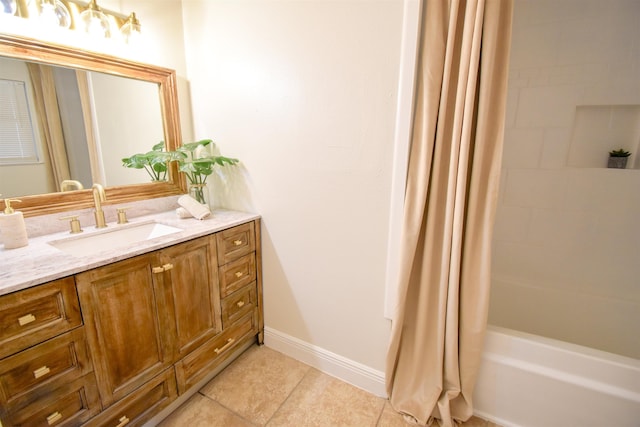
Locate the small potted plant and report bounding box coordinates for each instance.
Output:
[607,148,631,169]
[122,141,181,181]
[172,139,239,206]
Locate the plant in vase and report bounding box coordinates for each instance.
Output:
[172,139,239,206]
[121,141,182,181]
[608,148,631,169]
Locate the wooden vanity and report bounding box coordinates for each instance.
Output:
[0,215,263,426]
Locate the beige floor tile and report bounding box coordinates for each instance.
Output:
[200,344,310,425]
[376,402,494,427]
[267,369,385,427]
[461,416,489,427]
[158,393,254,427]
[376,401,415,426]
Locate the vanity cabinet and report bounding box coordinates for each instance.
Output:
[0,218,263,427]
[0,278,101,426]
[75,235,222,408]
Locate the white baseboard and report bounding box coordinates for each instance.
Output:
[264,327,387,397]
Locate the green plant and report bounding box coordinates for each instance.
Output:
[121,141,181,181]
[173,139,239,204]
[609,148,631,157]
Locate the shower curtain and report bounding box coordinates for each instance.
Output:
[385,1,512,426]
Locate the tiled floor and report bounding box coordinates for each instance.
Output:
[159,344,499,427]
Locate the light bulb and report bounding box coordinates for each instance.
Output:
[120,12,141,44]
[38,0,71,29]
[79,0,111,38]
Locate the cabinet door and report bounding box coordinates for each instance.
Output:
[76,254,172,408]
[157,236,222,362]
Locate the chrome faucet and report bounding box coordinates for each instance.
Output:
[92,183,107,228]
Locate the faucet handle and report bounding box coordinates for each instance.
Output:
[116,207,129,224]
[59,215,83,234]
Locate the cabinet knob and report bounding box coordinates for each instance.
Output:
[162,263,174,271]
[115,415,130,427]
[233,239,243,246]
[33,366,51,379]
[18,313,36,326]
[235,272,243,278]
[236,300,245,308]
[46,411,62,425]
[152,266,164,274]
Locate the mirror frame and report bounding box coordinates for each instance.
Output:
[0,33,187,217]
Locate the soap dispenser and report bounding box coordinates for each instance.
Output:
[0,198,29,249]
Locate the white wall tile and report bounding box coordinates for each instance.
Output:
[540,128,571,168]
[516,86,583,128]
[502,169,568,209]
[502,128,544,169]
[492,205,531,243]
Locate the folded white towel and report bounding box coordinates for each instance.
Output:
[177,195,211,220]
[175,207,192,219]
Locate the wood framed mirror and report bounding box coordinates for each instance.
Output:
[0,33,187,217]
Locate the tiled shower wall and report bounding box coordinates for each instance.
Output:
[489,0,640,359]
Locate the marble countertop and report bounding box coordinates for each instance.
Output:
[0,209,260,296]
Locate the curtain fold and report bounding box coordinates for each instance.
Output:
[27,63,71,192]
[385,1,513,426]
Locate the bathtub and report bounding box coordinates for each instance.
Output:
[473,326,640,427]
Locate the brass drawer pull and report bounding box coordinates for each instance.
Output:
[115,415,130,427]
[235,272,243,278]
[214,338,235,354]
[18,314,36,326]
[233,239,243,246]
[33,366,51,378]
[236,300,245,308]
[46,411,62,425]
[153,264,174,274]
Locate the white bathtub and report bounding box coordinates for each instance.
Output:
[473,326,640,427]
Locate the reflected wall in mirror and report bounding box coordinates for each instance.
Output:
[0,34,186,217]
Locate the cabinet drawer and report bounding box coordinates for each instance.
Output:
[0,328,92,405]
[174,313,257,394]
[216,222,255,265]
[1,373,100,427]
[219,253,256,298]
[0,277,82,359]
[221,283,257,328]
[83,368,177,427]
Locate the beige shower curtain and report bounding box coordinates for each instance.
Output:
[27,63,71,191]
[385,1,512,426]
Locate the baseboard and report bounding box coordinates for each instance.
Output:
[264,327,387,397]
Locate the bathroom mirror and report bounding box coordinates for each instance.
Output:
[0,33,186,217]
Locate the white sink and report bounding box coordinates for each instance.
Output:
[48,221,183,257]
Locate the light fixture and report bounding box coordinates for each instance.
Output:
[39,0,71,29]
[1,0,17,16]
[79,0,110,38]
[7,0,140,43]
[120,12,140,44]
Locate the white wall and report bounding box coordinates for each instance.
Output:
[181,0,403,373]
[490,0,640,359]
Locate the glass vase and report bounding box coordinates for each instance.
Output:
[188,183,210,208]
